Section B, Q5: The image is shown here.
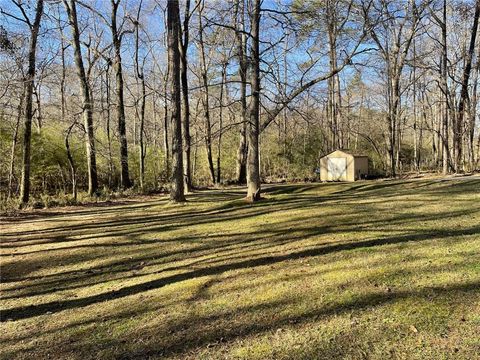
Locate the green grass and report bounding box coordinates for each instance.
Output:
[1,178,479,359]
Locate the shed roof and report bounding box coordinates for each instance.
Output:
[321,149,368,158]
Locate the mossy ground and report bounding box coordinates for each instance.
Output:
[1,178,479,359]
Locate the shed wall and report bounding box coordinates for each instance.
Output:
[353,157,368,180]
[319,150,368,182]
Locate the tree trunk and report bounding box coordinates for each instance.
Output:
[111,0,131,189]
[246,0,261,202]
[66,122,77,200]
[234,0,248,184]
[197,0,216,184]
[469,45,480,169]
[441,0,450,174]
[20,0,44,205]
[167,0,186,202]
[8,89,24,198]
[455,0,480,172]
[105,63,114,187]
[64,0,99,196]
[180,0,192,191]
[217,61,227,184]
[134,0,146,190]
[163,68,170,179]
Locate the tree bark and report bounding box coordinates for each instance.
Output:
[455,0,480,172]
[441,0,451,174]
[134,0,146,190]
[180,0,192,191]
[197,0,216,184]
[8,89,24,198]
[163,67,171,179]
[217,60,228,184]
[234,0,248,184]
[167,0,186,201]
[110,0,131,189]
[65,122,77,200]
[20,0,44,205]
[246,0,261,201]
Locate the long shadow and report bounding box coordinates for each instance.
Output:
[3,223,479,322]
[3,198,473,286]
[2,188,478,290]
[4,178,478,245]
[152,280,480,358]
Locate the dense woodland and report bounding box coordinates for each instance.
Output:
[0,0,479,205]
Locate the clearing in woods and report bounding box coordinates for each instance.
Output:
[1,178,480,359]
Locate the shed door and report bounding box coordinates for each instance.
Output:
[327,157,347,181]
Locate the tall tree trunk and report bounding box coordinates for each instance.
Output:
[134,0,146,190]
[111,0,131,189]
[217,60,227,184]
[33,84,42,134]
[20,0,44,205]
[441,0,450,174]
[469,45,480,169]
[180,0,192,191]
[167,0,185,201]
[197,0,216,184]
[163,68,171,179]
[104,63,114,187]
[8,89,24,198]
[64,0,99,196]
[327,1,340,150]
[246,0,261,201]
[234,0,248,184]
[455,0,480,172]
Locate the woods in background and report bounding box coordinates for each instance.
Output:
[0,0,479,205]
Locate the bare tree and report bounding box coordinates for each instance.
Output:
[17,0,44,205]
[366,0,426,176]
[196,0,216,184]
[63,0,99,196]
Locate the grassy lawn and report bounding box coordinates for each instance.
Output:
[1,178,479,359]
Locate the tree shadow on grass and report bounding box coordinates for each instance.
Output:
[2,180,480,358]
[2,222,479,322]
[2,198,477,299]
[147,280,480,359]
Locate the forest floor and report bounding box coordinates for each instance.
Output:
[1,178,479,359]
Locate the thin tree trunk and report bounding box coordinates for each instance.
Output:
[197,0,216,184]
[105,63,114,187]
[65,122,77,200]
[20,0,44,205]
[217,61,227,184]
[234,0,248,184]
[180,0,192,191]
[33,84,42,134]
[441,0,450,174]
[163,69,170,178]
[64,0,99,196]
[8,89,24,198]
[134,0,146,190]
